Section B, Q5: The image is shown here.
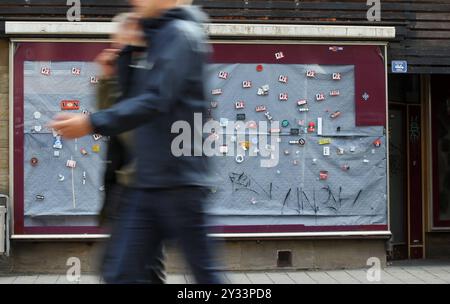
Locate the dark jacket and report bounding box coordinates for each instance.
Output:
[90,6,211,188]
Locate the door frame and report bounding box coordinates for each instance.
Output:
[388,102,424,258]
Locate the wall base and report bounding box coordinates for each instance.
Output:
[426,232,450,259]
[0,238,387,275]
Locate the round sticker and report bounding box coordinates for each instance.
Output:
[31,157,38,166]
[33,112,41,119]
[235,155,244,163]
[256,64,264,72]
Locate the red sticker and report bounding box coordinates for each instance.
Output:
[297,99,307,106]
[60,100,80,110]
[256,64,264,72]
[255,105,266,112]
[373,138,382,147]
[319,171,329,180]
[330,90,340,96]
[31,157,38,167]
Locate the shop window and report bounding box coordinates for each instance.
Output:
[432,75,450,227]
[13,42,389,235]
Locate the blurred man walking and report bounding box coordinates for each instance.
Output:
[50,0,221,284]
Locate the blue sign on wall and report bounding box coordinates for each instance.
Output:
[392,60,408,73]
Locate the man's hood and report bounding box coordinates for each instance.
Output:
[141,5,208,35]
[163,5,208,24]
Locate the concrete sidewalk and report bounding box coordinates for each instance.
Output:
[1,260,450,284]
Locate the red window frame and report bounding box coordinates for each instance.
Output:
[13,41,388,235]
[13,42,109,234]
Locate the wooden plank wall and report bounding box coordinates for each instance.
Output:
[0,0,449,74]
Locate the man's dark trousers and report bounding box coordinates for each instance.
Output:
[102,186,221,284]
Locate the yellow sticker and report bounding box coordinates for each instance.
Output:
[318,138,332,145]
[92,144,100,153]
[239,141,250,150]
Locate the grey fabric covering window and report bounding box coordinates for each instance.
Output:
[23,61,106,226]
[206,64,387,227]
[21,61,387,228]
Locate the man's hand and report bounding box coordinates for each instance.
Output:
[95,48,120,79]
[49,113,94,139]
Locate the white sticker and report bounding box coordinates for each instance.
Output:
[219,118,229,127]
[306,70,316,78]
[235,155,244,163]
[275,52,285,60]
[323,146,330,156]
[33,112,41,119]
[279,93,288,101]
[66,159,77,168]
[219,145,228,154]
[235,101,245,109]
[218,71,228,79]
[41,67,51,76]
[242,81,252,88]
[278,75,288,83]
[332,72,341,80]
[53,136,63,149]
[316,93,325,101]
[72,67,81,75]
[317,117,323,136]
[211,89,223,95]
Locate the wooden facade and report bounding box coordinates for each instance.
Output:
[0,0,449,72]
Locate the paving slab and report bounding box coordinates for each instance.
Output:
[12,275,38,284]
[384,268,426,284]
[305,271,338,284]
[265,273,295,284]
[326,270,360,284]
[245,272,273,284]
[167,274,187,284]
[285,272,316,284]
[225,272,252,284]
[34,275,60,284]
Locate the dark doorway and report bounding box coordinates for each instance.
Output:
[388,74,423,260]
[388,104,408,260]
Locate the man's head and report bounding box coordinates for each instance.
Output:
[130,0,192,17]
